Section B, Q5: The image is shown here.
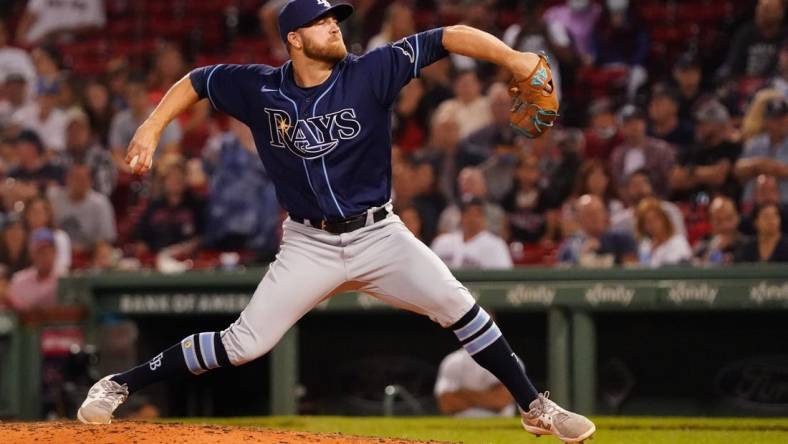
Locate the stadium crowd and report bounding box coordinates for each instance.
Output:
[0,0,786,314]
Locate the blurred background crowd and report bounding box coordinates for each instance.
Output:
[0,0,786,315]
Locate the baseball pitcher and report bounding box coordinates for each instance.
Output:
[78,1,591,442]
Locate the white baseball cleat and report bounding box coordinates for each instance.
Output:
[521,391,596,443]
[77,374,129,424]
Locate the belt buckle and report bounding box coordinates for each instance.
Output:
[320,219,328,231]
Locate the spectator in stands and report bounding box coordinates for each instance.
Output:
[610,104,676,198]
[612,169,687,238]
[635,198,692,267]
[0,215,29,274]
[60,108,116,196]
[460,83,525,202]
[408,157,446,245]
[29,46,61,92]
[15,0,105,46]
[106,59,130,113]
[671,52,705,123]
[740,175,788,236]
[419,113,462,203]
[741,88,784,143]
[583,98,621,161]
[7,130,63,191]
[399,205,423,241]
[558,194,637,267]
[502,153,550,244]
[366,2,414,51]
[438,167,506,238]
[769,38,788,96]
[11,80,67,153]
[716,0,786,82]
[435,334,516,417]
[648,83,694,154]
[48,163,116,252]
[735,204,788,263]
[393,58,455,152]
[735,97,788,205]
[591,0,649,99]
[134,161,204,253]
[534,128,583,212]
[82,80,113,147]
[7,228,60,312]
[433,70,491,139]
[670,99,742,203]
[543,0,602,64]
[431,197,512,269]
[571,159,624,219]
[458,83,516,170]
[0,20,36,101]
[22,196,70,274]
[694,197,748,265]
[0,74,31,129]
[109,75,182,169]
[202,118,279,258]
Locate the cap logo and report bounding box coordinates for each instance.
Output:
[316,0,331,7]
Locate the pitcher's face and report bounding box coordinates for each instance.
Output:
[296,14,347,64]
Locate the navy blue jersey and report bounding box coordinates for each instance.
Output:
[190,29,448,221]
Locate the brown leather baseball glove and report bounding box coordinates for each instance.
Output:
[509,53,559,139]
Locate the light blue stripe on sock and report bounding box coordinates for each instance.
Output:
[453,309,490,341]
[181,335,205,375]
[465,324,502,355]
[199,332,219,369]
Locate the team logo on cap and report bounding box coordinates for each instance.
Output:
[264,108,362,159]
[316,0,331,7]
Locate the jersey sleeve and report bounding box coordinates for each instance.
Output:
[363,28,449,106]
[189,64,255,124]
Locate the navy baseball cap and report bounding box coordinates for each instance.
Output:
[278,0,354,43]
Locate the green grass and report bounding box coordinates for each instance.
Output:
[165,416,788,444]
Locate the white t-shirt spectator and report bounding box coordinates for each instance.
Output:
[434,349,516,418]
[48,186,116,250]
[431,230,513,269]
[638,234,692,268]
[21,0,106,45]
[11,103,66,152]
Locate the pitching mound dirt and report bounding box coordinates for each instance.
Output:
[0,421,450,444]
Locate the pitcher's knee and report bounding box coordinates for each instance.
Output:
[221,320,280,366]
[424,286,476,328]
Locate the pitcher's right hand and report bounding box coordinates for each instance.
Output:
[125,122,160,175]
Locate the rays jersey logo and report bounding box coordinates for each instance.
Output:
[264,108,361,159]
[392,38,415,64]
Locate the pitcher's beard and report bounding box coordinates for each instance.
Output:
[304,39,347,64]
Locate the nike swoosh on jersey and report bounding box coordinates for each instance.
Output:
[260,86,278,93]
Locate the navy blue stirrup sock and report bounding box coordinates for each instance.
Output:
[449,304,540,410]
[111,331,231,394]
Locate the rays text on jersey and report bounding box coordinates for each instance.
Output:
[264,108,362,159]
